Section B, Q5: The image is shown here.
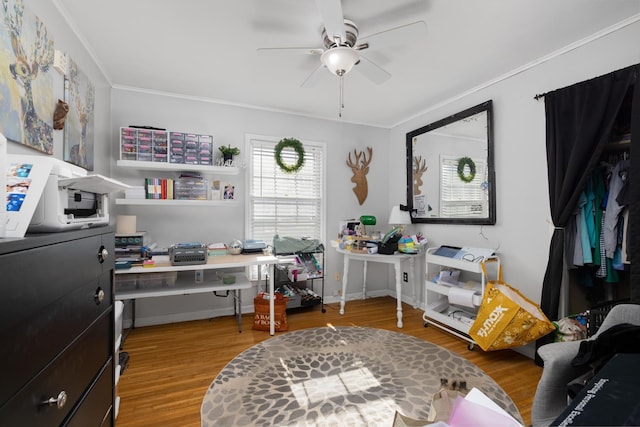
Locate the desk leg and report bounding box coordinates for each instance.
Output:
[131,299,136,329]
[269,264,275,335]
[340,256,350,315]
[362,260,368,299]
[237,289,243,333]
[394,261,403,328]
[409,256,417,309]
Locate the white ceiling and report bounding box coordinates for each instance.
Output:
[55,0,640,128]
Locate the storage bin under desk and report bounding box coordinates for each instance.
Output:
[115,271,178,292]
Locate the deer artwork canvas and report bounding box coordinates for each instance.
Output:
[413,154,431,215]
[413,155,427,196]
[0,0,55,154]
[64,57,95,170]
[346,147,372,205]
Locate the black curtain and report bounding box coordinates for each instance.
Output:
[538,65,638,358]
[630,77,640,302]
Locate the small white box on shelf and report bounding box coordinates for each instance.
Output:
[210,179,222,200]
[438,269,460,285]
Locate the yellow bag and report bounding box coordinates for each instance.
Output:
[469,263,555,351]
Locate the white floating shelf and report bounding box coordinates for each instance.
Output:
[116,160,240,175]
[115,198,239,207]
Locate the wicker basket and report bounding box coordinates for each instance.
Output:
[586,299,630,337]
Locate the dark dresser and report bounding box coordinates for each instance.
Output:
[0,226,115,426]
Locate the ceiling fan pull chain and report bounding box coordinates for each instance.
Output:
[339,74,344,117]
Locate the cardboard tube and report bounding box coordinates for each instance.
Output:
[448,287,477,308]
[116,215,136,234]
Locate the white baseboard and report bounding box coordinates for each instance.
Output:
[123,306,239,328]
[122,289,394,328]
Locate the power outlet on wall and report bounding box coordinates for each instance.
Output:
[334,272,341,282]
[403,272,408,282]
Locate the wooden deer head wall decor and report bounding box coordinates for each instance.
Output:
[413,155,427,196]
[346,147,372,205]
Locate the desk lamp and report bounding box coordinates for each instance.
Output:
[388,205,412,234]
[358,215,376,237]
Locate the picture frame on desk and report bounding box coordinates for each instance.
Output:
[223,183,235,200]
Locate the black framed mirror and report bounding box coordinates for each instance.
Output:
[406,100,495,225]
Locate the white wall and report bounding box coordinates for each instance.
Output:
[389,20,640,328]
[110,89,391,324]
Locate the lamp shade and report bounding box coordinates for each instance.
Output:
[321,46,360,76]
[359,215,377,226]
[388,206,412,225]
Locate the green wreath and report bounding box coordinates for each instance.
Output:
[275,138,305,173]
[457,157,476,183]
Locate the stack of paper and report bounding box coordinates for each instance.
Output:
[125,186,146,199]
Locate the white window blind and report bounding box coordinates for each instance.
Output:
[247,136,325,244]
[440,155,488,217]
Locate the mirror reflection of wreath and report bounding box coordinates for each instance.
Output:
[457,157,476,183]
[275,138,305,173]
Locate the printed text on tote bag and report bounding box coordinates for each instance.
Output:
[476,305,509,338]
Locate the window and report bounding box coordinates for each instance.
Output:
[439,155,488,217]
[246,135,326,244]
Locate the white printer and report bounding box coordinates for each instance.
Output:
[4,154,128,237]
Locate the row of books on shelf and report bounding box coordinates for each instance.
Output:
[123,175,209,200]
[144,178,176,200]
[123,174,237,201]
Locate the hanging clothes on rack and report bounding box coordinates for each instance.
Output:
[566,154,630,285]
[603,158,629,258]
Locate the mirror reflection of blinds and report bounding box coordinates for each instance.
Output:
[440,157,487,217]
[249,141,324,243]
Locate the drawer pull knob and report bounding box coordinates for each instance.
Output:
[43,391,67,409]
[95,288,105,304]
[98,246,109,263]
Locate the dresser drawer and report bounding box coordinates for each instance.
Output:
[0,270,113,407]
[0,311,112,426]
[66,359,114,427]
[0,233,112,328]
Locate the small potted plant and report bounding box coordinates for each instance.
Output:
[218,145,240,164]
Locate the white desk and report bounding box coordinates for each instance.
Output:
[115,253,279,334]
[334,247,418,328]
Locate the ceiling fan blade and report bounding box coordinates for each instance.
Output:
[354,55,391,85]
[257,47,324,56]
[314,0,345,43]
[301,63,326,88]
[358,21,426,50]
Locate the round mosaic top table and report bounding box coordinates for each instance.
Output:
[202,326,521,426]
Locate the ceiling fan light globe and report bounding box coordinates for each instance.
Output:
[321,46,360,76]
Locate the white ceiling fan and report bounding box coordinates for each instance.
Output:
[257,0,427,116]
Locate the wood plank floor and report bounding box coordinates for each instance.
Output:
[116,297,542,426]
